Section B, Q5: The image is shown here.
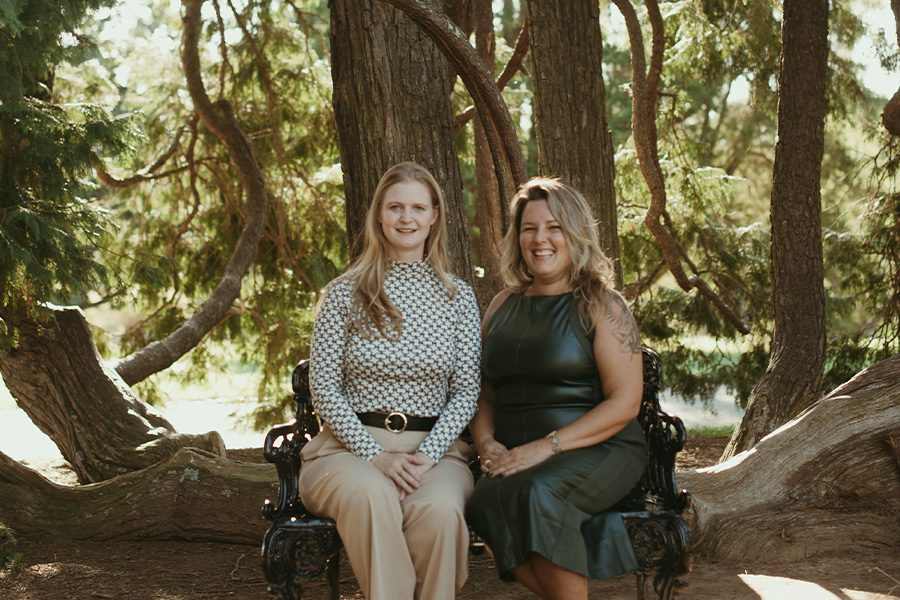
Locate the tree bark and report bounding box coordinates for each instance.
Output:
[114,0,269,386]
[882,0,900,136]
[472,0,506,304]
[330,0,472,282]
[883,88,900,136]
[525,0,621,285]
[681,356,900,561]
[378,0,528,199]
[0,448,270,543]
[0,307,224,484]
[723,1,828,459]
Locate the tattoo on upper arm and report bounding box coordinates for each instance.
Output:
[604,293,641,355]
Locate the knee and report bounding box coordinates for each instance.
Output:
[468,476,556,521]
[342,474,399,514]
[305,465,399,516]
[405,494,465,530]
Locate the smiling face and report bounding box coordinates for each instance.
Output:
[378,180,438,261]
[518,199,573,293]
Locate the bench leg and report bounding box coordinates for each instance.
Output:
[326,550,340,600]
[635,571,647,600]
[655,573,684,600]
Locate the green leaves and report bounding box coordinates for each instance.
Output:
[0,1,127,339]
[0,0,25,34]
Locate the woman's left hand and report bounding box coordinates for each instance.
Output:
[487,438,554,477]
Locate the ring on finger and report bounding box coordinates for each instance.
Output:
[483,459,493,468]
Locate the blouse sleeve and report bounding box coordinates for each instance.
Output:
[417,281,481,462]
[309,279,384,461]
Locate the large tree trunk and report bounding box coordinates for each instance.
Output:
[330,0,473,282]
[0,307,225,484]
[882,0,900,136]
[472,0,506,304]
[0,448,270,543]
[377,0,528,206]
[723,0,829,459]
[681,355,900,561]
[525,0,621,284]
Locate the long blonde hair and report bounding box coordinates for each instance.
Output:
[344,161,456,340]
[501,177,615,330]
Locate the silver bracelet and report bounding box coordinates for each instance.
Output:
[546,430,563,455]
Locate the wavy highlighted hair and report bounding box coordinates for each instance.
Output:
[343,161,456,340]
[501,177,615,330]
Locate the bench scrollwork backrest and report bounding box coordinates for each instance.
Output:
[262,360,318,521]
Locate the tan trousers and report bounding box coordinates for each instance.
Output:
[298,425,474,600]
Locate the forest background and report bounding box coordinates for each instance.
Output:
[0,0,898,598]
[3,0,895,418]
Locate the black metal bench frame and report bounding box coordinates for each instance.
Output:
[261,348,692,599]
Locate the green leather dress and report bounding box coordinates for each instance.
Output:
[466,292,648,581]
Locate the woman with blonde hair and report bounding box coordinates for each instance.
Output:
[299,162,481,600]
[466,177,648,600]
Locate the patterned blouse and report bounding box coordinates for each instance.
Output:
[309,260,481,462]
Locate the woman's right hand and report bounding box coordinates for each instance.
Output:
[476,438,509,476]
[372,452,427,498]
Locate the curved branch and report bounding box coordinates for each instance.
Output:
[621,261,666,301]
[611,0,749,334]
[115,0,269,385]
[94,161,191,188]
[93,127,187,189]
[378,0,527,202]
[453,22,530,131]
[644,0,665,132]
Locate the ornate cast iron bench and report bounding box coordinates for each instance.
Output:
[261,348,692,600]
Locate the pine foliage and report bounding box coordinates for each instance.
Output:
[0,0,136,344]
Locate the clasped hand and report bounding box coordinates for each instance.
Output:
[478,437,553,478]
[372,451,435,500]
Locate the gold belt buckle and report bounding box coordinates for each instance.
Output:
[384,411,408,433]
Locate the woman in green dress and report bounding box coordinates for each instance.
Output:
[466,178,649,600]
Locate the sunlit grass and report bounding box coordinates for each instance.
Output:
[688,424,736,438]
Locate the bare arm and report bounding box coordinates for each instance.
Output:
[553,290,643,449]
[489,290,643,477]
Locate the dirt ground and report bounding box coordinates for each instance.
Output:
[2,437,898,600]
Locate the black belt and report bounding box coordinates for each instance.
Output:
[356,411,437,433]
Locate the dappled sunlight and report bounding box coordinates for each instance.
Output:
[23,563,62,579]
[758,408,811,444]
[697,447,757,473]
[739,574,899,600]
